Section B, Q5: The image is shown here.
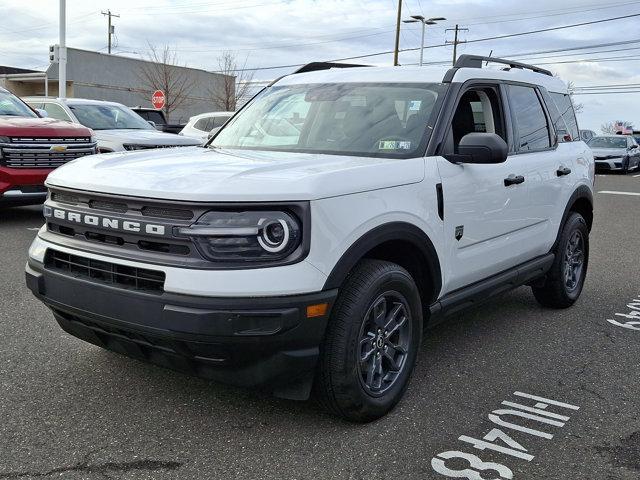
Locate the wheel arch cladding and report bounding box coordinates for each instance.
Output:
[566,185,594,232]
[324,222,442,308]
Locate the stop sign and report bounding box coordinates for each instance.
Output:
[152,90,165,110]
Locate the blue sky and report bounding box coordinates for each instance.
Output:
[2,0,640,131]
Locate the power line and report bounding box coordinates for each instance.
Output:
[320,11,640,65]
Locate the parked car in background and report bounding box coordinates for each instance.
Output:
[587,135,640,173]
[580,129,596,142]
[23,97,201,153]
[0,87,96,206]
[130,107,185,134]
[180,111,233,142]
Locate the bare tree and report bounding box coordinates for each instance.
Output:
[601,121,633,134]
[566,81,584,114]
[137,44,196,122]
[209,51,254,111]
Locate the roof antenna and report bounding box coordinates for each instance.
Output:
[485,50,493,66]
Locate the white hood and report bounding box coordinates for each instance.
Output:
[46,147,425,202]
[95,129,201,146]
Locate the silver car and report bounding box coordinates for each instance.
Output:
[23,97,201,153]
[587,135,640,173]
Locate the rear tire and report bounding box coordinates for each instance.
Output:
[532,212,589,308]
[314,259,423,422]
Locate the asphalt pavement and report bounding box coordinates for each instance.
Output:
[0,173,638,479]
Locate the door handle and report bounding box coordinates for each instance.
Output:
[556,166,572,177]
[504,174,525,186]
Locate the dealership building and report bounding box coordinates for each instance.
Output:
[0,48,234,123]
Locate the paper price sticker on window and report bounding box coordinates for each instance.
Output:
[378,140,412,150]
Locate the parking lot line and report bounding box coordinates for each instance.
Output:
[598,190,640,196]
[633,174,640,177]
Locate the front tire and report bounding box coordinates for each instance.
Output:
[314,259,423,422]
[532,212,589,308]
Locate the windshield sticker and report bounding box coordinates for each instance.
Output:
[378,140,412,150]
[409,100,422,111]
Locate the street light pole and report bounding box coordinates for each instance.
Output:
[403,15,446,67]
[59,0,66,99]
[419,21,425,66]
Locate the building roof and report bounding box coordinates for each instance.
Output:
[0,66,40,75]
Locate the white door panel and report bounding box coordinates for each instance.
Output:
[437,155,535,293]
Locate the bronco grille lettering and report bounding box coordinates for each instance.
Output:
[44,207,166,236]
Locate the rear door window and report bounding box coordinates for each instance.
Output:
[549,93,579,142]
[213,116,231,128]
[507,85,551,152]
[43,102,72,122]
[193,118,210,132]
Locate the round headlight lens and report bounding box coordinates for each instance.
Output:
[258,218,290,253]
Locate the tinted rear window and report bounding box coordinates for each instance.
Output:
[550,93,579,142]
[507,85,551,152]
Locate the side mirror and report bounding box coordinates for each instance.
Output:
[629,144,638,150]
[35,108,48,118]
[447,133,508,164]
[556,128,572,143]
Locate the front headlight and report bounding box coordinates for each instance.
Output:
[177,210,304,264]
[0,135,9,159]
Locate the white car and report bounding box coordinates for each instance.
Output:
[180,111,233,142]
[26,56,594,422]
[23,97,201,152]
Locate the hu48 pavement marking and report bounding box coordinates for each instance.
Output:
[598,190,640,196]
[607,294,640,331]
[431,391,580,479]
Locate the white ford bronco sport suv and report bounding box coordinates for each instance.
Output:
[26,56,594,422]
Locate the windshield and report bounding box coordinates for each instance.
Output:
[69,103,153,130]
[211,82,446,158]
[588,136,627,149]
[0,91,37,117]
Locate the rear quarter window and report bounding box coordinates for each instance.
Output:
[549,92,580,142]
[507,85,551,152]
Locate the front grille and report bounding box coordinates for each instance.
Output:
[50,188,195,220]
[11,137,91,143]
[89,199,128,213]
[141,206,193,220]
[1,136,96,169]
[45,250,165,293]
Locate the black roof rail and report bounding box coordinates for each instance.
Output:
[453,54,553,77]
[292,62,370,75]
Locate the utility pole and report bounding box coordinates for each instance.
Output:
[101,9,120,54]
[393,0,402,66]
[446,24,468,66]
[59,0,66,99]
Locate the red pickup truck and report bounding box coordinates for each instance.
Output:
[0,87,96,206]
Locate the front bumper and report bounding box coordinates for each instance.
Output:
[595,159,625,171]
[26,260,337,400]
[0,166,50,205]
